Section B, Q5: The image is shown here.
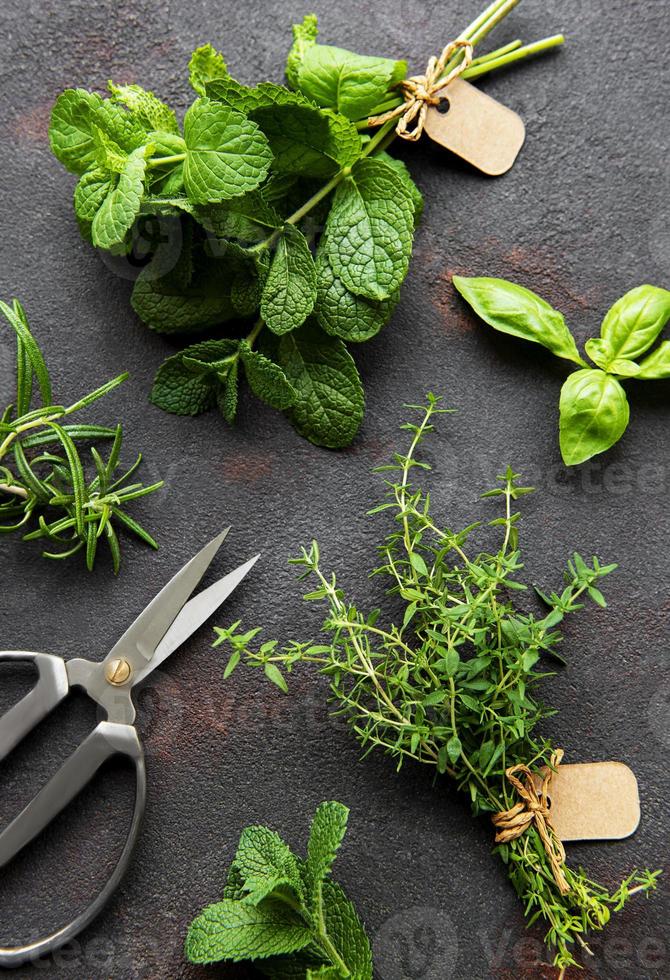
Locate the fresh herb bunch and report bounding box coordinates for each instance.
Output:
[0,300,162,570]
[49,1,563,448]
[215,396,660,974]
[454,277,670,465]
[185,801,372,979]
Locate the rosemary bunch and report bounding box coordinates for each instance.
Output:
[0,300,163,571]
[215,395,659,974]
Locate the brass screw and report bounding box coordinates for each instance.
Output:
[105,658,132,686]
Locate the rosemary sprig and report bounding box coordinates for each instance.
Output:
[215,395,660,974]
[0,299,163,571]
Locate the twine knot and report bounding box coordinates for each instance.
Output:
[491,749,570,896]
[368,39,474,141]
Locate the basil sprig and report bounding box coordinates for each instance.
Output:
[453,277,670,465]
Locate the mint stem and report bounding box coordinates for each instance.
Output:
[148,153,186,168]
[463,34,566,80]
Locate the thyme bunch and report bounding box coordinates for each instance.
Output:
[216,395,659,974]
[0,300,162,571]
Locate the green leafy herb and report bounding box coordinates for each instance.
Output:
[215,396,660,974]
[453,277,670,465]
[185,801,372,979]
[0,300,162,571]
[50,2,563,448]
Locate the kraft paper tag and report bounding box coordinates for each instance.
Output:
[423,76,526,176]
[532,761,641,842]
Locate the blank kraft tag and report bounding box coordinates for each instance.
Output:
[423,76,526,176]
[533,761,641,842]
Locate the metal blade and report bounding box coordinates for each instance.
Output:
[131,554,260,685]
[103,528,230,673]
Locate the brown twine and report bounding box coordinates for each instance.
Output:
[368,39,474,141]
[491,749,570,896]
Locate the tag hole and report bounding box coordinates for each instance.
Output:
[436,97,451,115]
[544,794,552,809]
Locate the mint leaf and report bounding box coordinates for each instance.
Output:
[319,880,373,980]
[151,355,216,416]
[326,157,414,301]
[296,43,406,121]
[559,369,630,466]
[377,151,423,226]
[235,825,305,905]
[185,899,312,964]
[91,146,149,250]
[278,323,364,448]
[251,103,361,179]
[261,224,317,334]
[240,343,297,409]
[453,276,587,366]
[189,44,228,96]
[305,802,349,903]
[183,99,272,204]
[74,169,113,222]
[207,77,316,113]
[197,190,282,243]
[315,245,398,342]
[108,81,179,134]
[286,14,319,90]
[50,89,106,174]
[218,358,239,422]
[132,256,235,334]
[151,340,238,416]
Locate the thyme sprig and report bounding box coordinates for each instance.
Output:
[0,300,163,571]
[215,395,660,974]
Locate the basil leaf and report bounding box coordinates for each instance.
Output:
[453,276,586,366]
[183,99,272,204]
[261,224,317,335]
[325,157,414,301]
[596,284,670,366]
[277,322,364,448]
[559,369,630,466]
[636,340,670,379]
[296,43,406,121]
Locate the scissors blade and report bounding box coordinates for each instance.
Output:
[103,528,231,671]
[131,553,260,685]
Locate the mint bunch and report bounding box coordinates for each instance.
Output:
[185,801,372,979]
[49,5,564,448]
[48,24,421,448]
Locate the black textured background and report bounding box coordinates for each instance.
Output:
[0,1,668,978]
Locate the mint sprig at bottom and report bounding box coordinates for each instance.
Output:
[49,0,564,448]
[185,801,372,979]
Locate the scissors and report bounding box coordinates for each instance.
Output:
[0,529,258,967]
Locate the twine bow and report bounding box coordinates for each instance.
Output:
[491,749,570,896]
[368,39,474,141]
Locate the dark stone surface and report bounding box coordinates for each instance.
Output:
[0,1,668,977]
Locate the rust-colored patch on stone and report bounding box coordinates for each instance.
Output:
[10,101,52,144]
[220,453,273,482]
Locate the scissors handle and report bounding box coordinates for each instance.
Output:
[0,652,69,761]
[0,653,147,968]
